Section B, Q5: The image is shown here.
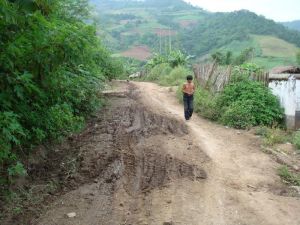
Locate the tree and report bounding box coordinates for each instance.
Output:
[59,0,90,20]
[211,51,233,65]
[168,50,191,68]
[211,51,224,64]
[0,0,121,188]
[146,50,191,69]
[224,51,233,65]
[234,47,255,65]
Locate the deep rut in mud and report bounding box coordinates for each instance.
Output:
[81,85,208,193]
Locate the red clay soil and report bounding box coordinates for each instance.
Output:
[120,45,152,61]
[179,20,197,28]
[154,28,177,36]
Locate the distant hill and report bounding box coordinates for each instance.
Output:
[183,10,300,55]
[282,20,300,31]
[91,0,300,68]
[90,0,194,10]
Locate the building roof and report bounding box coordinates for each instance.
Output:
[270,66,300,74]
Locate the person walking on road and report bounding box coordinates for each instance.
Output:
[182,75,195,121]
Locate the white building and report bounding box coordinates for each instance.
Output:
[269,66,300,129]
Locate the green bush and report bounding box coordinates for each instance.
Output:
[220,100,256,129]
[0,112,26,184]
[159,66,189,86]
[146,63,172,81]
[255,126,269,136]
[193,87,219,120]
[184,64,284,129]
[146,50,190,69]
[0,0,120,189]
[216,79,283,128]
[45,104,84,140]
[145,64,189,86]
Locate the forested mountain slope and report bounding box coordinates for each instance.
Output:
[92,0,300,68]
[282,20,300,31]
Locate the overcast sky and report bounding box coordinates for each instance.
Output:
[184,0,300,22]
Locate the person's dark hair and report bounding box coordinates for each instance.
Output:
[186,75,193,81]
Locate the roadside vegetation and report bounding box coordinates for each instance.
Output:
[0,0,123,197]
[255,127,290,146]
[278,166,300,186]
[193,64,283,129]
[143,50,192,86]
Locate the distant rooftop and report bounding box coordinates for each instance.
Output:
[270,66,300,74]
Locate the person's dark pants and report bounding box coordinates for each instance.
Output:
[183,94,194,120]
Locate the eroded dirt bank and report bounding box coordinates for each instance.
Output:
[5,81,300,225]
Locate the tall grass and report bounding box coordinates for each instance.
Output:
[159,66,189,86]
[145,64,190,86]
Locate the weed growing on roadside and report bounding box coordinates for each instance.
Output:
[264,129,287,146]
[293,131,300,150]
[278,166,300,186]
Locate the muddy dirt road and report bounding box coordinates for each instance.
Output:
[34,81,300,225]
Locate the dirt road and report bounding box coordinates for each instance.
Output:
[34,81,300,225]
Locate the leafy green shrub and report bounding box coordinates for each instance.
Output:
[0,112,25,149]
[159,66,189,86]
[47,65,103,116]
[0,112,26,185]
[146,50,190,69]
[216,79,283,128]
[146,63,172,81]
[183,64,283,129]
[168,50,191,68]
[120,57,145,79]
[8,162,27,182]
[145,54,168,69]
[193,87,219,120]
[255,126,269,136]
[220,100,256,129]
[45,104,84,140]
[0,0,120,189]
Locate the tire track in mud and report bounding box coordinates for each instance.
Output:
[34,82,210,225]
